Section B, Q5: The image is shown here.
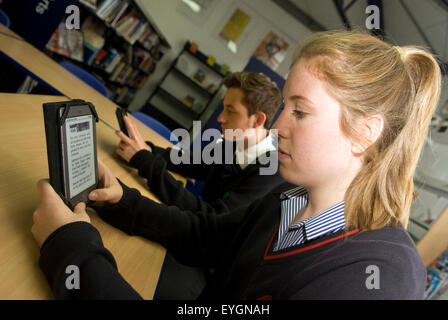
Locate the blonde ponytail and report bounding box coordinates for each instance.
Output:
[292,32,442,231]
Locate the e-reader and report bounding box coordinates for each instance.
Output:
[43,99,99,209]
[115,107,130,137]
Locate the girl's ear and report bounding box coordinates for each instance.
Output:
[351,114,384,155]
[250,111,267,129]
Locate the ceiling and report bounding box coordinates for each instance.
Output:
[272,0,448,70]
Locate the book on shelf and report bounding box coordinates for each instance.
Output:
[125,69,140,86]
[96,0,121,19]
[104,50,123,73]
[425,252,448,299]
[129,23,148,44]
[114,16,148,45]
[140,31,160,52]
[138,26,152,44]
[46,22,84,62]
[84,44,101,66]
[121,16,140,40]
[133,47,152,71]
[115,63,129,83]
[124,45,133,64]
[110,61,126,81]
[92,48,109,65]
[115,13,136,34]
[82,15,106,62]
[140,57,154,73]
[113,63,133,84]
[122,66,134,83]
[105,53,123,73]
[103,1,126,25]
[111,1,129,27]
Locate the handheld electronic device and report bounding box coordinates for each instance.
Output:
[115,107,130,137]
[43,99,99,209]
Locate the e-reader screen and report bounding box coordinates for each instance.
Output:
[63,115,96,199]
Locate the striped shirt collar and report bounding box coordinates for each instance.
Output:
[275,186,346,251]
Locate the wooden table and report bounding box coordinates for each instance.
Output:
[0,26,181,299]
[0,23,23,41]
[0,93,181,299]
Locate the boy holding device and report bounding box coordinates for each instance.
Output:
[115,71,284,214]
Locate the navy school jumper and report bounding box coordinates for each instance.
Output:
[38,182,426,300]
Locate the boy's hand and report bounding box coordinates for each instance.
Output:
[116,115,151,162]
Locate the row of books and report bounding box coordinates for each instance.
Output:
[109,61,148,89]
[425,252,448,299]
[133,48,155,74]
[115,13,150,45]
[88,43,155,75]
[80,0,158,46]
[89,47,123,73]
[80,0,129,27]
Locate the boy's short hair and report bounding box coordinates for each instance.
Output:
[223,72,282,129]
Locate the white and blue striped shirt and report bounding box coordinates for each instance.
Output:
[274,186,346,251]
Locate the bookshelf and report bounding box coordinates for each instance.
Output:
[45,0,170,108]
[407,122,448,299]
[142,41,229,131]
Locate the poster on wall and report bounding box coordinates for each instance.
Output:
[253,32,289,71]
[219,8,251,42]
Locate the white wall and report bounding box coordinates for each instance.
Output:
[290,0,370,31]
[129,0,311,111]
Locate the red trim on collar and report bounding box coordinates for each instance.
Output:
[264,229,360,260]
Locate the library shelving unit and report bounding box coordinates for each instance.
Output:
[141,41,230,131]
[45,0,170,108]
[408,118,448,299]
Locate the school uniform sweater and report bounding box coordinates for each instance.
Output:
[38,182,426,300]
[129,138,283,214]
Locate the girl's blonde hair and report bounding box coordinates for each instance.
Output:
[292,31,442,231]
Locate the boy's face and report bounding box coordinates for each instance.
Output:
[217,88,257,141]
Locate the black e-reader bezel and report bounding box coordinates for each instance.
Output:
[43,99,99,210]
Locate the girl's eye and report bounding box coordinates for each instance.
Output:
[292,109,306,119]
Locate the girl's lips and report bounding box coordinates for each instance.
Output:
[277,148,291,160]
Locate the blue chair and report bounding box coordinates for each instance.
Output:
[132,111,178,144]
[0,9,11,28]
[59,61,110,98]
